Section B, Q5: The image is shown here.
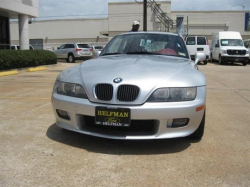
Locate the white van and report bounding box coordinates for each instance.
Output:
[210,31,249,66]
[244,39,250,61]
[185,36,210,65]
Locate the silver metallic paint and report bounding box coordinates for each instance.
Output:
[52,32,206,140]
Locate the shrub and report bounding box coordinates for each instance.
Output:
[0,50,57,70]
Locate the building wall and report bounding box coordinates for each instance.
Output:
[0,0,39,49]
[108,1,171,37]
[171,11,250,40]
[8,1,250,48]
[0,0,38,18]
[10,18,109,48]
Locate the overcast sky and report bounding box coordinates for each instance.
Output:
[39,0,250,20]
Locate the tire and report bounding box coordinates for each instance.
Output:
[66,59,69,62]
[242,62,247,66]
[189,110,206,140]
[219,55,223,65]
[203,60,208,65]
[68,54,75,63]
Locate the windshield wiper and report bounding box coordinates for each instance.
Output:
[101,52,124,56]
[102,51,157,56]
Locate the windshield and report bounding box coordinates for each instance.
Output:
[101,33,189,59]
[77,44,91,48]
[94,46,103,50]
[220,39,243,46]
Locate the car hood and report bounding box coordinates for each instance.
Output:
[221,46,247,50]
[81,55,189,82]
[75,55,205,105]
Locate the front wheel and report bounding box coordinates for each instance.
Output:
[219,55,224,65]
[189,110,205,140]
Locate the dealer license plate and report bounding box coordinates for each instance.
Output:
[95,107,131,127]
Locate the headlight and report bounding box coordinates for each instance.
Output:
[222,50,227,54]
[147,87,196,102]
[53,81,88,99]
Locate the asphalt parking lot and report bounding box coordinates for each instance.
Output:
[0,61,250,186]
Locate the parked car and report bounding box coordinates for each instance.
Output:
[210,31,249,66]
[92,45,104,58]
[244,39,250,61]
[45,46,55,51]
[52,32,207,140]
[53,43,93,63]
[11,45,34,50]
[185,36,210,65]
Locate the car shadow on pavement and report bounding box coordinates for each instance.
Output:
[208,61,246,66]
[46,123,200,155]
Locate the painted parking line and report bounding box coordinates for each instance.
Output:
[0,97,50,100]
[26,67,48,72]
[0,70,18,77]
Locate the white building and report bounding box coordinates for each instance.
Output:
[0,0,39,49]
[10,18,109,50]
[8,1,250,49]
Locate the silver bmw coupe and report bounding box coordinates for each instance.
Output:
[52,32,207,140]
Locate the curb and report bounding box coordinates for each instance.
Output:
[0,70,18,77]
[0,63,60,77]
[26,67,48,72]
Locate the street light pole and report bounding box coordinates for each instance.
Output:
[143,0,147,31]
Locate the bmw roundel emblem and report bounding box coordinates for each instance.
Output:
[113,78,122,83]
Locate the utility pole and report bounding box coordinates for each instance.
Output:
[143,0,147,31]
[187,16,189,36]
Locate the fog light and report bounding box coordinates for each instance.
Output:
[172,118,189,128]
[56,109,70,120]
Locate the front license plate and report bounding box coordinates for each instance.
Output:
[95,107,131,127]
[235,58,239,61]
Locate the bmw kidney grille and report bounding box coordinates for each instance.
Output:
[95,84,140,102]
[95,84,113,101]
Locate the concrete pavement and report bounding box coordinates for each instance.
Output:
[0,62,249,186]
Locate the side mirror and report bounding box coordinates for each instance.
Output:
[57,47,60,50]
[194,52,206,65]
[215,44,219,48]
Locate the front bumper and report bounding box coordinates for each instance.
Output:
[190,55,209,61]
[52,86,206,140]
[221,55,249,63]
[75,52,93,59]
